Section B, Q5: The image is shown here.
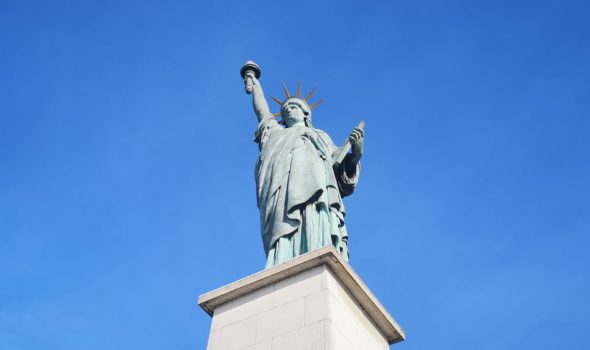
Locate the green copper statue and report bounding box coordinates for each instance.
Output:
[241,61,365,268]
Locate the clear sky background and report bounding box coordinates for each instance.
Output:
[1,0,589,349]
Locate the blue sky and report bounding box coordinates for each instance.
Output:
[1,0,589,349]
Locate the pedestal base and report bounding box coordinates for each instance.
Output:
[198,246,405,350]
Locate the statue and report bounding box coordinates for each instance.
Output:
[241,61,365,268]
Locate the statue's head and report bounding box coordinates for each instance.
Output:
[281,97,312,127]
[271,82,322,128]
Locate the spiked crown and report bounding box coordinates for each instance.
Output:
[271,82,323,125]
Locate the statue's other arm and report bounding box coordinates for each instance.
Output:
[335,154,360,197]
[334,126,364,197]
[245,72,273,122]
[347,126,364,168]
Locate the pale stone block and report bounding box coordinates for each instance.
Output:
[324,268,358,315]
[241,339,272,350]
[273,265,323,306]
[325,319,357,350]
[304,289,332,325]
[271,320,326,350]
[329,317,386,350]
[199,247,404,349]
[211,283,274,331]
[329,296,365,346]
[208,315,257,350]
[209,301,234,332]
[324,269,389,349]
[358,311,390,349]
[256,298,305,342]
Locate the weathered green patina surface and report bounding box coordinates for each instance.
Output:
[242,62,365,268]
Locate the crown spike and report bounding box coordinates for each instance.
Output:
[309,100,324,110]
[297,81,301,98]
[271,96,283,106]
[281,82,291,98]
[304,87,317,102]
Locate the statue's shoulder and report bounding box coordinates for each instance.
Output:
[255,117,282,143]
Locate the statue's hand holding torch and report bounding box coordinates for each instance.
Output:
[244,71,255,94]
[240,61,261,95]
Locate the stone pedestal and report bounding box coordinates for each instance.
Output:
[198,246,405,350]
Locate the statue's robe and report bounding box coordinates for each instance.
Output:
[254,118,360,268]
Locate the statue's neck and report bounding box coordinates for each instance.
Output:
[286,120,306,128]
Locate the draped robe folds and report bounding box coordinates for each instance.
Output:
[254,117,360,268]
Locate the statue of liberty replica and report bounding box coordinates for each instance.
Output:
[241,61,365,268]
[197,63,404,350]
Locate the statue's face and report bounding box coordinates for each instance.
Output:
[284,103,305,127]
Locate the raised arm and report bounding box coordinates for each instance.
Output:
[244,72,273,122]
